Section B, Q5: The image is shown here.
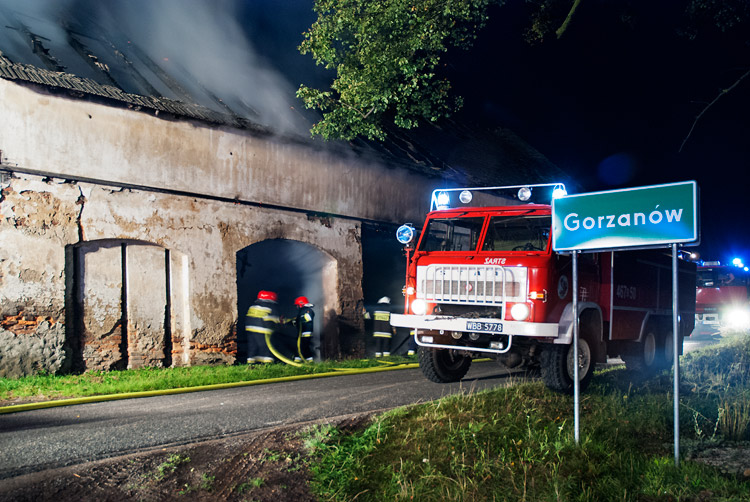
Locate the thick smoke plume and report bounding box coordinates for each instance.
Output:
[0,0,320,136]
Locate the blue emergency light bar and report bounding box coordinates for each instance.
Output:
[430,183,568,211]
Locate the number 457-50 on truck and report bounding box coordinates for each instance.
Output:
[390,184,696,394]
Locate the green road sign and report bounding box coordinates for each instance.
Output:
[552,181,699,252]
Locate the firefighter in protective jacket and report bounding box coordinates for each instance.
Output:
[245,290,281,363]
[365,296,394,357]
[293,296,315,362]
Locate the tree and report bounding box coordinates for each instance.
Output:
[297,0,497,141]
[678,0,750,151]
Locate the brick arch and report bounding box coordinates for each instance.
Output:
[70,239,189,371]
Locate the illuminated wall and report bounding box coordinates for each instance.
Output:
[0,78,439,376]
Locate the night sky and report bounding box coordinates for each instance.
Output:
[444,1,750,264]
[247,0,749,264]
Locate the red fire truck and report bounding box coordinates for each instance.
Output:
[391,184,696,393]
[693,261,750,336]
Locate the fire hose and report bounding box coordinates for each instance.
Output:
[264,332,307,367]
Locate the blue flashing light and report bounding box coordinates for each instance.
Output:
[551,185,567,199]
[436,191,450,210]
[396,224,416,245]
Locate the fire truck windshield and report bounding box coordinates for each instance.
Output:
[482,215,551,252]
[697,267,747,288]
[419,217,484,252]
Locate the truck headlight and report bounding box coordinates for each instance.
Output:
[510,303,530,321]
[725,308,750,329]
[411,299,428,316]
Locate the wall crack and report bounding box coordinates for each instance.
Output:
[76,185,87,242]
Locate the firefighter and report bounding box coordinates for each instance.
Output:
[245,290,281,363]
[292,296,315,362]
[365,296,395,357]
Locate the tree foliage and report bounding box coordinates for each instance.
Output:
[682,0,750,37]
[297,0,497,141]
[523,0,584,44]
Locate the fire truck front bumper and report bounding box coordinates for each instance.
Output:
[390,314,559,339]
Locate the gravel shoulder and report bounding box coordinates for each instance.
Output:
[0,413,373,502]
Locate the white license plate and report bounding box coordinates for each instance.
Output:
[465,321,503,333]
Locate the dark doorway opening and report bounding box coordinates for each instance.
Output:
[361,223,410,355]
[236,239,338,361]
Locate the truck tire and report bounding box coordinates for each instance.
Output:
[540,337,594,394]
[418,347,472,383]
[662,330,675,366]
[622,325,672,374]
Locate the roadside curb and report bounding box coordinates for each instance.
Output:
[0,362,420,415]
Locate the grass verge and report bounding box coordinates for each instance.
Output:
[302,335,750,501]
[0,356,415,404]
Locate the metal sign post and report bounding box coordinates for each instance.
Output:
[672,243,680,466]
[552,181,699,463]
[572,251,580,444]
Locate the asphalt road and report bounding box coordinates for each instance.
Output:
[0,332,723,481]
[0,361,521,479]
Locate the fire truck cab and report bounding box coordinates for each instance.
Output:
[694,262,750,336]
[391,184,696,393]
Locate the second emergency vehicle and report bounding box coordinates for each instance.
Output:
[694,261,750,336]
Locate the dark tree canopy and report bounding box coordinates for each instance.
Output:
[297,0,497,141]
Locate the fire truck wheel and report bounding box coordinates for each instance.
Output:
[622,328,671,374]
[540,339,594,394]
[662,331,674,365]
[418,347,472,383]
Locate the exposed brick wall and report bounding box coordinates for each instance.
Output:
[0,315,68,378]
[1,313,58,335]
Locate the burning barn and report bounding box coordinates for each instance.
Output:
[0,1,565,376]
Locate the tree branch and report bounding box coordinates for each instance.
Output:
[679,67,750,153]
[555,0,583,39]
[339,100,376,120]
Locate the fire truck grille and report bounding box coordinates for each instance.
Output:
[422,280,521,297]
[417,265,527,306]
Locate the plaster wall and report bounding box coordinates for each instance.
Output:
[0,78,451,377]
[0,79,435,223]
[0,172,366,376]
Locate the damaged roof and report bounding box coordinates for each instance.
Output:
[0,1,566,187]
[0,52,264,131]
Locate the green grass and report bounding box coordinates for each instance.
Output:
[234,476,265,495]
[0,356,415,403]
[153,453,190,481]
[302,335,750,501]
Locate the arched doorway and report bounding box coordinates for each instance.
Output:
[236,239,338,360]
[69,240,189,371]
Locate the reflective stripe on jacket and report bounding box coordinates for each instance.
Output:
[372,309,392,338]
[245,300,280,335]
[296,306,314,338]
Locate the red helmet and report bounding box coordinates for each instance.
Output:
[294,296,310,307]
[257,290,278,302]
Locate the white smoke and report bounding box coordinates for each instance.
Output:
[0,0,317,137]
